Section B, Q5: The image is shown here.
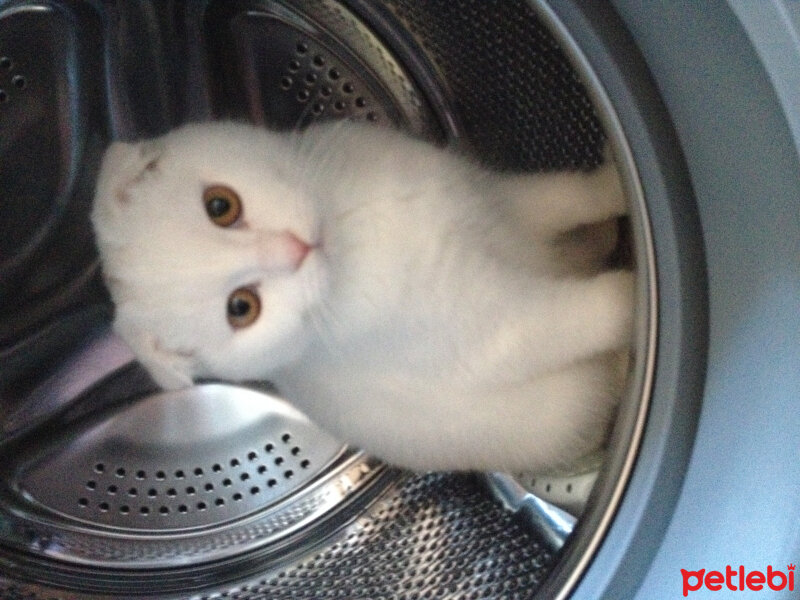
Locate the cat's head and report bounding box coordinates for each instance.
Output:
[91,122,327,390]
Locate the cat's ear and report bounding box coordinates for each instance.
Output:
[141,354,195,391]
[101,138,165,176]
[136,138,166,173]
[113,321,194,391]
[96,138,166,207]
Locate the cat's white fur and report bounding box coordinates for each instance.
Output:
[91,121,633,473]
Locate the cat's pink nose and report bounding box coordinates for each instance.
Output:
[259,231,313,272]
[284,231,312,270]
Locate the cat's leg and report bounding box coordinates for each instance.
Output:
[527,270,634,371]
[325,354,625,473]
[474,269,635,378]
[492,158,626,236]
[471,355,624,473]
[550,270,635,361]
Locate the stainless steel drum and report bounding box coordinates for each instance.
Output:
[0,1,656,598]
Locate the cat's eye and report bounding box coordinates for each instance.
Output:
[227,287,261,329]
[203,185,242,227]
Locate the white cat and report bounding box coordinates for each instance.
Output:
[91,121,633,473]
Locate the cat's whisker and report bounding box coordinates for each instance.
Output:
[303,278,344,360]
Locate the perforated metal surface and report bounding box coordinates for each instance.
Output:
[0,457,384,572]
[0,381,390,569]
[206,0,439,137]
[0,474,555,599]
[275,35,384,124]
[13,384,341,531]
[194,474,555,600]
[371,0,606,170]
[0,54,28,109]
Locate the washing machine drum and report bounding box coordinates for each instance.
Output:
[0,0,725,598]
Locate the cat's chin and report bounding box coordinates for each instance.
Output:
[295,247,331,313]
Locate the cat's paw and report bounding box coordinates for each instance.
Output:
[594,269,635,351]
[589,150,627,219]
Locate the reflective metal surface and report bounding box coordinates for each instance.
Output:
[0,473,558,599]
[485,473,576,552]
[0,381,373,568]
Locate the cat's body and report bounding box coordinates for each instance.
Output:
[91,121,633,473]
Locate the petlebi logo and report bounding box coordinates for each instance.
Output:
[681,564,795,596]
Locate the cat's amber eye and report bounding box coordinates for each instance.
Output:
[203,185,242,227]
[227,287,261,329]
